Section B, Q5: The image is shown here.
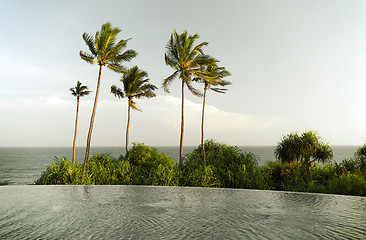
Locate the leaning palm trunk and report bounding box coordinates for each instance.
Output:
[179,80,185,167]
[201,83,208,167]
[72,97,80,164]
[83,65,103,179]
[126,100,131,153]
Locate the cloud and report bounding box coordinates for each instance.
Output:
[0,94,287,147]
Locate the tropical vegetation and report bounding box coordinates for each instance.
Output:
[0,179,9,186]
[35,24,366,199]
[37,140,366,197]
[36,143,179,186]
[163,30,216,167]
[80,22,137,178]
[195,64,231,166]
[274,131,333,182]
[111,66,157,152]
[70,81,91,163]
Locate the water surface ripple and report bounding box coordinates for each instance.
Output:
[0,185,365,239]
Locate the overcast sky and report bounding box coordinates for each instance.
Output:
[1,0,366,147]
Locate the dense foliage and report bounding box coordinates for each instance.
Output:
[0,179,9,186]
[36,143,179,185]
[182,140,270,189]
[274,131,333,182]
[36,141,366,197]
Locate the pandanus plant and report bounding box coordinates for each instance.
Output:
[70,81,91,164]
[80,22,137,178]
[111,66,157,153]
[275,131,333,182]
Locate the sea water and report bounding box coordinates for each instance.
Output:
[0,146,359,185]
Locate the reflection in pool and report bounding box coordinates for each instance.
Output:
[0,186,365,239]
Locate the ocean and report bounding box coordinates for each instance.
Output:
[0,145,360,185]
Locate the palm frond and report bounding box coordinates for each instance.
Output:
[110,38,129,55]
[210,87,228,94]
[130,100,141,111]
[98,23,121,54]
[186,80,202,97]
[162,70,179,92]
[186,41,208,61]
[110,49,138,64]
[70,81,91,97]
[70,88,77,96]
[194,54,217,66]
[134,83,158,99]
[217,79,232,86]
[80,51,96,64]
[165,53,178,68]
[107,63,129,73]
[166,36,179,62]
[110,85,124,98]
[82,33,97,56]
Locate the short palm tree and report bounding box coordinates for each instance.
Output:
[275,131,333,182]
[111,66,157,153]
[163,30,216,167]
[70,81,91,164]
[80,22,137,178]
[196,64,231,166]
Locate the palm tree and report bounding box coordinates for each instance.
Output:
[111,66,157,153]
[70,81,91,164]
[196,64,231,166]
[163,30,216,167]
[80,22,137,178]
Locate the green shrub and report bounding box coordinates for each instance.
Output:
[325,173,366,196]
[340,158,358,173]
[265,160,309,192]
[36,144,179,186]
[0,179,9,186]
[35,141,366,197]
[182,140,259,188]
[36,157,83,185]
[312,163,338,185]
[124,143,179,186]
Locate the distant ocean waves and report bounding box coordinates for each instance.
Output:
[0,146,360,185]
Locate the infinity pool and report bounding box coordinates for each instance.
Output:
[1,185,365,239]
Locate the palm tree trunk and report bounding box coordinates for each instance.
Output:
[126,99,131,153]
[72,97,80,164]
[83,64,103,179]
[306,162,313,182]
[201,83,208,167]
[179,80,185,167]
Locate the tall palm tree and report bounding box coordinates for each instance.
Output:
[196,64,231,166]
[70,81,91,164]
[163,30,216,167]
[80,22,137,178]
[111,66,157,153]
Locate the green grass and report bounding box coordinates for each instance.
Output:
[36,140,366,197]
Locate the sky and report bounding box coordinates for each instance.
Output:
[0,0,366,147]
